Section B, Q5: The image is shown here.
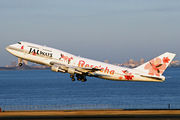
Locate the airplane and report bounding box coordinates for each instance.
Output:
[6,41,176,82]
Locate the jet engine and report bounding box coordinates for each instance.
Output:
[67,68,75,74]
[51,65,66,73]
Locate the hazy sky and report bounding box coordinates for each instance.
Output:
[0,0,180,66]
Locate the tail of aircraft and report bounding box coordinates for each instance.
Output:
[134,52,176,77]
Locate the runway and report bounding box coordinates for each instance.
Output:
[1,110,180,119]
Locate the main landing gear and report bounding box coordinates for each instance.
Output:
[70,75,75,82]
[76,74,87,82]
[70,74,87,82]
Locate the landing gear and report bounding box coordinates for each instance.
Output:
[76,74,81,81]
[71,78,75,81]
[18,63,23,67]
[79,75,87,82]
[18,58,23,67]
[76,74,87,82]
[81,78,87,82]
[70,75,75,81]
[70,74,87,82]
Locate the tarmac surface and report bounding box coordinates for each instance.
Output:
[1,110,180,120]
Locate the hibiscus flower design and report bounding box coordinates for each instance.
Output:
[163,57,170,63]
[144,58,166,76]
[124,74,134,80]
[122,70,134,80]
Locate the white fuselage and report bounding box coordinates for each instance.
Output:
[6,42,165,82]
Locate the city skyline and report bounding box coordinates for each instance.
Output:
[3,57,180,69]
[1,0,180,66]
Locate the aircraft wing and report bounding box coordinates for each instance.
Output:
[76,67,101,73]
[49,61,101,74]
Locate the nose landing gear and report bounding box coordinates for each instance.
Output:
[18,63,23,67]
[18,58,23,67]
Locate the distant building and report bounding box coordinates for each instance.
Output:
[170,60,180,67]
[121,58,145,68]
[11,61,17,67]
[3,58,180,70]
[140,58,145,65]
[104,60,109,63]
[129,59,134,64]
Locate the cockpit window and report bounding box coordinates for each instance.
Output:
[18,42,21,44]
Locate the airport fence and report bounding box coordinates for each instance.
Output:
[0,104,180,111]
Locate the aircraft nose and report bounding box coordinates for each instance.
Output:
[5,45,11,52]
[5,44,15,52]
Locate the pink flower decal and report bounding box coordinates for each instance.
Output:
[60,54,73,64]
[124,74,134,80]
[122,70,134,80]
[163,57,170,63]
[144,58,166,76]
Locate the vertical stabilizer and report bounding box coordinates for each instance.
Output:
[134,52,176,77]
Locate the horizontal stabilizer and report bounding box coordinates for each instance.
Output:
[140,75,165,81]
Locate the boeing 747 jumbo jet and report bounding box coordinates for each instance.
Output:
[6,41,176,82]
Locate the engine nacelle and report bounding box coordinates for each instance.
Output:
[67,68,75,74]
[51,65,66,73]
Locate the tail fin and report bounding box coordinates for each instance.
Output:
[134,52,176,77]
